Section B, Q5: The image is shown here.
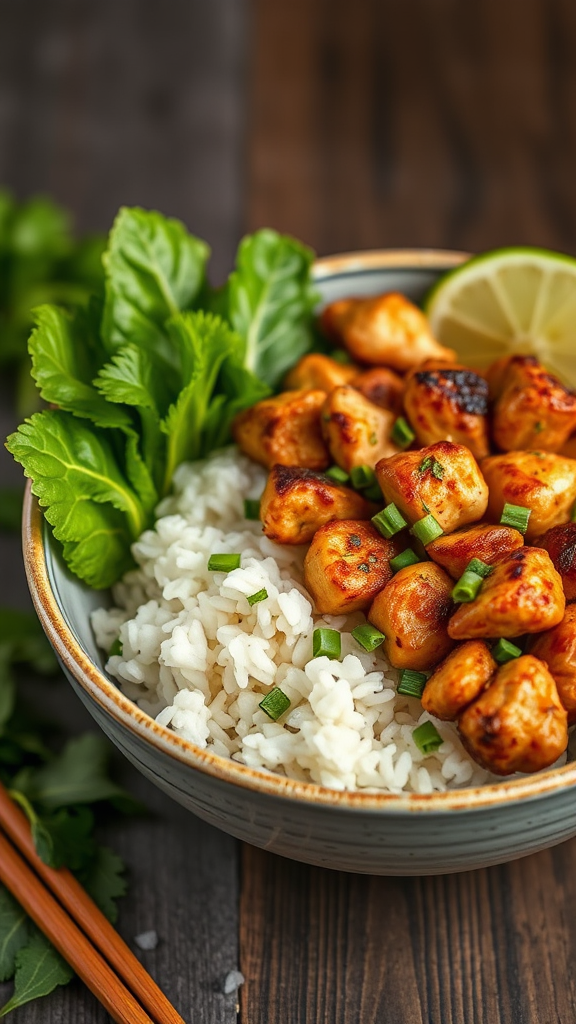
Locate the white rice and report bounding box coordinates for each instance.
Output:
[91,448,493,793]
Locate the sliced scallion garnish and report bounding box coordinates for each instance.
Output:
[389,548,420,573]
[397,669,428,698]
[391,417,415,450]
[312,628,341,660]
[492,638,522,664]
[500,503,531,534]
[247,588,268,606]
[410,513,443,545]
[325,465,350,485]
[351,464,376,490]
[466,557,493,579]
[451,569,484,604]
[412,721,443,755]
[244,498,261,520]
[259,687,291,720]
[372,503,407,539]
[109,637,123,657]
[208,553,241,572]
[351,624,386,652]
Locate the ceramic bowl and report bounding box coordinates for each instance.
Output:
[23,249,576,876]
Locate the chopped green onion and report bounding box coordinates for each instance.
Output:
[410,514,443,545]
[391,417,415,449]
[372,503,408,539]
[351,464,376,490]
[389,548,420,573]
[466,558,493,579]
[312,628,341,660]
[330,349,352,364]
[109,638,123,657]
[500,503,531,534]
[492,638,522,664]
[418,455,445,480]
[364,483,384,502]
[451,569,484,604]
[244,499,261,520]
[412,721,443,755]
[208,553,241,572]
[325,465,350,485]
[247,588,268,606]
[259,687,291,720]
[398,669,428,698]
[351,624,386,652]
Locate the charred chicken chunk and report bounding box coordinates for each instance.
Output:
[539,522,576,602]
[303,521,400,614]
[376,441,489,534]
[403,364,490,460]
[448,547,565,640]
[233,390,329,471]
[421,641,496,721]
[284,353,358,392]
[368,562,454,671]
[458,655,568,775]
[481,450,576,541]
[530,605,576,723]
[320,293,456,371]
[426,524,524,580]
[489,355,576,452]
[351,367,404,414]
[321,386,399,471]
[260,466,373,545]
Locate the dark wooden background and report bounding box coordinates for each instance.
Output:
[2,1,576,1021]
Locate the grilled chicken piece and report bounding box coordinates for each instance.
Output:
[448,547,565,640]
[421,641,496,721]
[320,293,456,371]
[540,523,576,601]
[351,367,404,415]
[481,450,576,541]
[458,655,568,775]
[321,386,399,471]
[284,353,358,392]
[260,465,374,545]
[426,524,524,580]
[530,605,576,723]
[376,441,489,534]
[489,355,576,452]
[560,433,576,459]
[233,390,329,471]
[303,521,400,614]
[403,364,490,460]
[368,562,454,671]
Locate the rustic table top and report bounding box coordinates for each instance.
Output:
[2,1,576,1021]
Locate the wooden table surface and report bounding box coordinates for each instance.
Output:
[2,1,576,1021]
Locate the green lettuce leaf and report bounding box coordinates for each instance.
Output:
[225,228,318,387]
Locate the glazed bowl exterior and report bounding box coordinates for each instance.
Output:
[23,249,576,875]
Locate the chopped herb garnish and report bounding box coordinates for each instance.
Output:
[500,503,531,533]
[492,638,522,663]
[412,721,443,755]
[391,417,415,449]
[466,558,493,579]
[312,627,341,660]
[452,569,483,603]
[244,498,261,520]
[109,637,123,657]
[419,455,444,479]
[390,548,420,573]
[398,669,428,698]
[368,431,378,446]
[247,588,268,606]
[259,687,291,720]
[410,514,443,545]
[351,464,376,489]
[330,349,352,364]
[325,465,350,484]
[351,624,386,651]
[372,503,408,539]
[208,553,241,572]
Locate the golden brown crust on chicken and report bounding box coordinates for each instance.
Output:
[540,523,576,601]
[321,385,399,471]
[376,441,489,534]
[303,521,400,614]
[421,641,496,721]
[448,547,565,640]
[490,355,576,452]
[481,450,576,541]
[320,293,456,371]
[559,433,576,459]
[530,605,576,723]
[426,524,524,579]
[403,364,490,460]
[351,367,404,414]
[368,562,455,671]
[232,390,329,471]
[260,465,374,545]
[457,655,568,775]
[284,353,358,392]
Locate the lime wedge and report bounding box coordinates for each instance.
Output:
[424,247,576,386]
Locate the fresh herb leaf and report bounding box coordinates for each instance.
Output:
[0,489,24,533]
[0,889,29,983]
[418,455,444,479]
[224,228,318,388]
[0,930,73,1016]
[79,846,127,924]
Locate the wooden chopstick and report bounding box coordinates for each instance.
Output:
[0,783,186,1024]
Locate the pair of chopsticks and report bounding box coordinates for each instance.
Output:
[0,781,186,1024]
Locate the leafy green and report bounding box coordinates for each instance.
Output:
[0,890,28,983]
[0,931,73,1016]
[79,846,127,924]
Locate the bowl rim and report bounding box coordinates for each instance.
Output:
[22,246,576,813]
